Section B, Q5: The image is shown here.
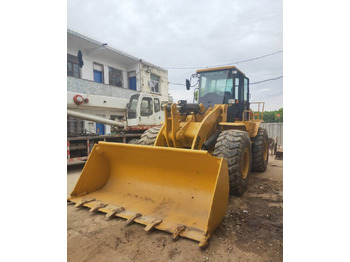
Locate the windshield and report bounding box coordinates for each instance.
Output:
[127,94,140,119]
[199,70,233,98]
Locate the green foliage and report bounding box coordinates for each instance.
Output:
[261,108,283,123]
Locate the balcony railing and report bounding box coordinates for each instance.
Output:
[67,76,138,99]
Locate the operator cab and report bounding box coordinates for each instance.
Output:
[194,66,250,122]
[127,93,165,127]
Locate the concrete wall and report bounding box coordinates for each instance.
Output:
[139,63,169,102]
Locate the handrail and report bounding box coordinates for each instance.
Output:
[247,102,265,121]
[242,109,254,121]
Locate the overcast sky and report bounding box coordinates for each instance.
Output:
[67,0,283,111]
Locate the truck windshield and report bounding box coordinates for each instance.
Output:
[127,94,140,119]
[199,70,233,99]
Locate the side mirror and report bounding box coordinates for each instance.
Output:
[186,79,191,90]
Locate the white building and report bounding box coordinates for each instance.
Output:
[67,29,169,135]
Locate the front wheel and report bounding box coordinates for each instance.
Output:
[138,126,162,146]
[213,130,252,196]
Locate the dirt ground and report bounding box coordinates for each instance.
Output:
[67,156,283,262]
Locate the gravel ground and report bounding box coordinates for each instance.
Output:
[67,155,283,262]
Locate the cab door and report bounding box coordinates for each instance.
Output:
[127,94,140,127]
[138,95,155,125]
[232,76,250,120]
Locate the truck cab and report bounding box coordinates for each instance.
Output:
[127,93,166,128]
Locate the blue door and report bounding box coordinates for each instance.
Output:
[96,123,105,135]
[129,76,136,90]
[94,70,103,83]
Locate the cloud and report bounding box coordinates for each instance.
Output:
[68,0,282,110]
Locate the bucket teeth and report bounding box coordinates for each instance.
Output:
[172,226,186,240]
[74,198,96,208]
[89,203,107,213]
[126,213,142,225]
[144,219,162,232]
[105,207,125,219]
[199,234,210,249]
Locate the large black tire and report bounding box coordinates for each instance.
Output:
[138,126,162,146]
[213,130,252,196]
[251,128,269,172]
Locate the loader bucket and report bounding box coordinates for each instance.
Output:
[68,142,229,247]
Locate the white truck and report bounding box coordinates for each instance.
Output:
[67,91,168,163]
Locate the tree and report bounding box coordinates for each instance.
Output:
[275,108,283,122]
[261,108,283,123]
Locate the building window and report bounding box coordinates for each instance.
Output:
[128,71,137,90]
[154,98,160,113]
[109,67,123,87]
[93,63,104,83]
[67,54,81,78]
[150,74,160,93]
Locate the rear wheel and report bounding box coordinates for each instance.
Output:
[138,126,162,146]
[213,130,252,196]
[251,128,269,172]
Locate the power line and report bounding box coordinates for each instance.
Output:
[250,76,283,85]
[162,50,283,70]
[251,91,283,101]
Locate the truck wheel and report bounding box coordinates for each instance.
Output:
[138,126,162,146]
[213,130,252,196]
[251,128,269,172]
[127,138,139,144]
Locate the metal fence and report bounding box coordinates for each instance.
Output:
[260,122,283,147]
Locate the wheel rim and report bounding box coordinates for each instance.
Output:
[241,147,249,179]
[263,139,268,161]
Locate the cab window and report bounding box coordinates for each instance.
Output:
[244,78,249,102]
[154,98,160,113]
[140,97,153,116]
[234,78,240,100]
[127,94,140,119]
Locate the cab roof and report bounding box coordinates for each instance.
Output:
[196,66,245,76]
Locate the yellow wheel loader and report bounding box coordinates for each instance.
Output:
[68,66,269,248]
